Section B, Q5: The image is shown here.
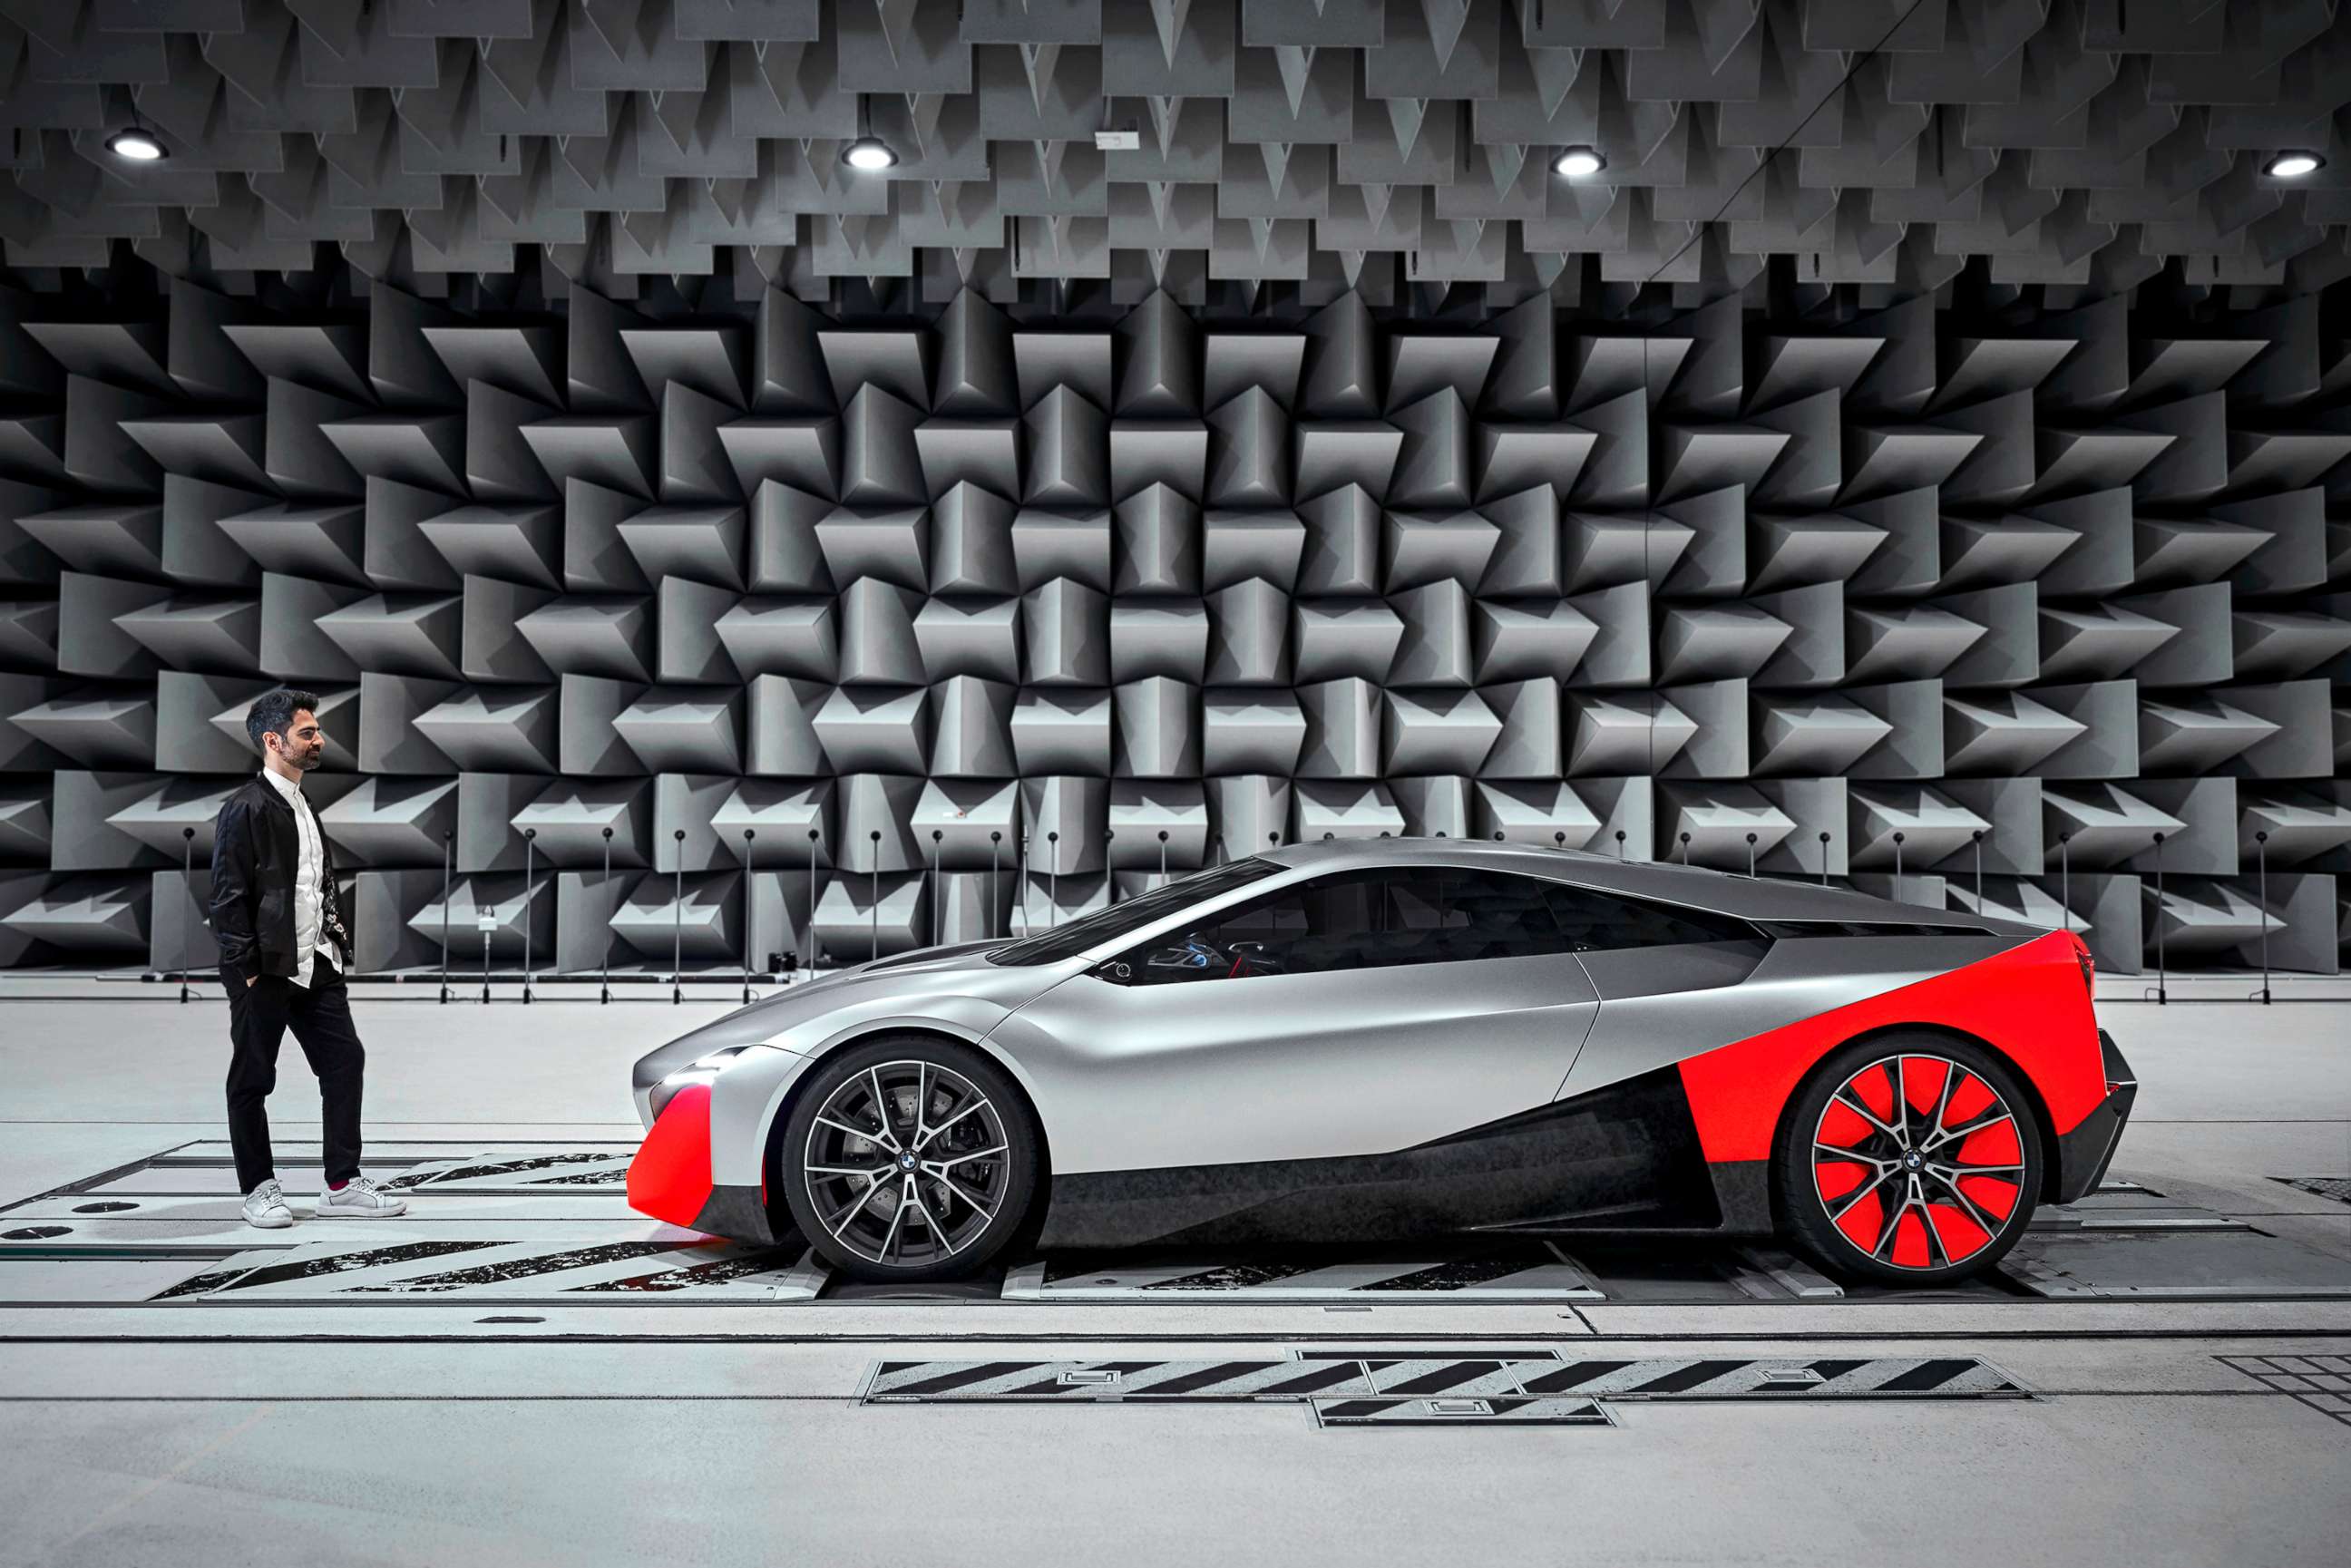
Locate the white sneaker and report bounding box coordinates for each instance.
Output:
[241,1180,294,1230]
[313,1174,408,1219]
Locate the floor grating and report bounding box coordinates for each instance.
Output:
[2217,1355,2351,1428]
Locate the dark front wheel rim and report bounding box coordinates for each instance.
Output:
[802,1060,1012,1267]
[1810,1053,2026,1271]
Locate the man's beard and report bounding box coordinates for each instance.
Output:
[292,747,323,771]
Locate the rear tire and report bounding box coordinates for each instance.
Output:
[1775,1033,2044,1288]
[777,1035,1039,1283]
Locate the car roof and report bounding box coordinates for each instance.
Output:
[1251,836,2044,936]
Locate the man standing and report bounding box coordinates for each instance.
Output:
[210,688,407,1228]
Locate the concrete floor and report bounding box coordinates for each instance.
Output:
[1,986,2346,1567]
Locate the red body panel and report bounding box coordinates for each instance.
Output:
[1675,930,2105,1164]
[626,1083,715,1229]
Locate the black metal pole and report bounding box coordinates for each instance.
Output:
[741,828,756,1004]
[439,829,454,1004]
[1047,831,1059,928]
[930,829,943,942]
[178,826,195,1003]
[1106,830,1117,903]
[2060,831,2073,935]
[990,830,1002,939]
[672,828,686,1006]
[600,827,613,1004]
[521,828,536,1005]
[1972,828,1984,908]
[1818,830,1830,886]
[2254,830,2272,1005]
[480,916,492,1005]
[806,827,820,979]
[1678,831,1690,865]
[2151,830,2167,1006]
[1019,832,1031,933]
[869,829,881,961]
[1745,831,1757,878]
[1157,829,1167,887]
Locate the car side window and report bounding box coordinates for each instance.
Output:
[1115,866,1579,985]
[1541,882,1761,950]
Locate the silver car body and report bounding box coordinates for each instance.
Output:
[635,840,2046,1203]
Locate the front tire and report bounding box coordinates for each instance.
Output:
[1775,1033,2044,1288]
[777,1036,1039,1283]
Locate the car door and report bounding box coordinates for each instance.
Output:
[1546,881,1780,1102]
[988,864,1602,1175]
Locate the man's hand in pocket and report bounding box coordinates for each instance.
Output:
[246,976,257,988]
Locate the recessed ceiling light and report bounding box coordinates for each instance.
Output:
[106,129,166,162]
[843,137,898,172]
[1553,146,1605,180]
[2265,151,2324,179]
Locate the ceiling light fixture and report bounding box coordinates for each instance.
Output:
[1553,146,1605,180]
[106,128,166,162]
[843,136,898,172]
[2265,151,2324,179]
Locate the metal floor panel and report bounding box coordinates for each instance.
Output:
[1001,1251,1604,1300]
[2006,1232,2351,1299]
[2034,1213,2252,1232]
[1311,1396,1614,1427]
[0,1258,225,1303]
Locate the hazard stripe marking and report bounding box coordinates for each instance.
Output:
[142,1238,823,1303]
[1516,1357,2026,1399]
[208,1241,499,1292]
[342,1241,684,1292]
[861,1356,2027,1407]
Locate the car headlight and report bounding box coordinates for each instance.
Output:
[649,1046,753,1120]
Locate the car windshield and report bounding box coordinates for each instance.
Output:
[985,858,1282,966]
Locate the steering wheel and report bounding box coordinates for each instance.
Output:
[1144,932,1224,970]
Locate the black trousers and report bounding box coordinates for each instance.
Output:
[225,963,366,1193]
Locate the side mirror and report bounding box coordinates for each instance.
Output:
[1089,959,1133,984]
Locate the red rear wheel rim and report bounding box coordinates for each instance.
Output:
[1810,1052,2025,1271]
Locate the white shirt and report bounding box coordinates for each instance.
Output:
[259,766,340,988]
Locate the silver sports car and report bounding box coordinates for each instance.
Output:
[627,839,2135,1287]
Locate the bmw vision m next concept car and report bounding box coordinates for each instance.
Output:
[626,840,2136,1287]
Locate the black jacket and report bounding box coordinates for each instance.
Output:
[210,774,354,984]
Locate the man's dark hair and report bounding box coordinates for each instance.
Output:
[245,687,323,756]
